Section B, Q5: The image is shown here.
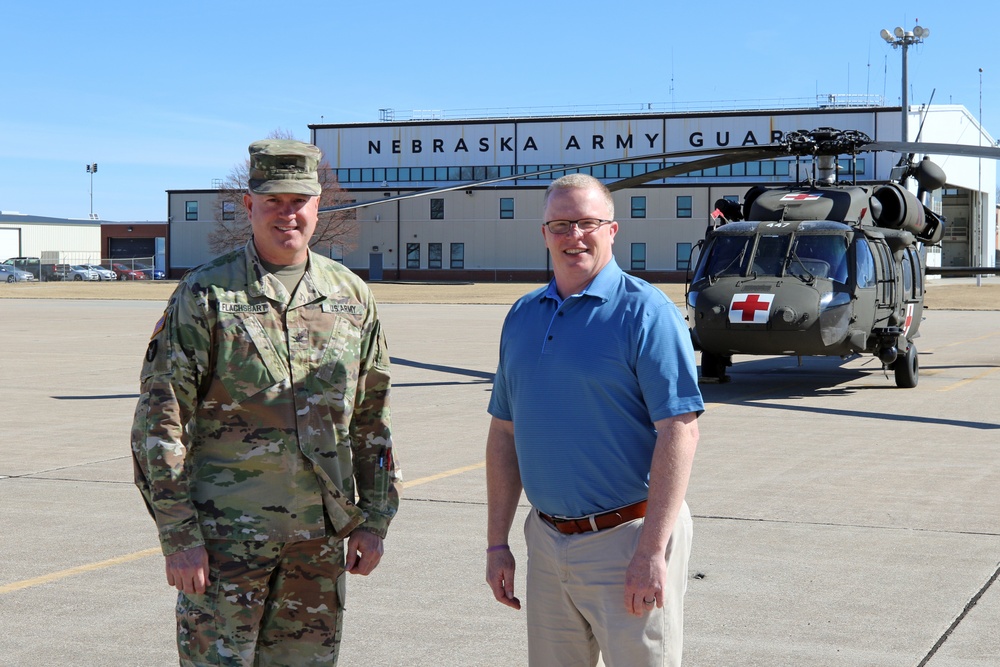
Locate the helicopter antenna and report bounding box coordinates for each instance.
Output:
[670,49,675,110]
[866,43,872,100]
[914,88,936,143]
[882,54,888,103]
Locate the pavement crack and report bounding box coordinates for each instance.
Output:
[697,513,1000,538]
[2,456,130,480]
[915,561,1000,666]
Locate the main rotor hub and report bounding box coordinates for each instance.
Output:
[780,128,873,157]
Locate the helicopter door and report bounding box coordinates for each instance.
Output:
[900,247,923,338]
[869,241,897,323]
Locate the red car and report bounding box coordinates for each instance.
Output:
[111,263,147,280]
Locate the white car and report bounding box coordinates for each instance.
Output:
[83,264,117,281]
[0,264,35,282]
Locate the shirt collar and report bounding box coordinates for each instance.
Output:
[541,258,622,305]
[243,239,337,305]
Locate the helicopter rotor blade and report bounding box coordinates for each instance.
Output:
[319,145,784,213]
[609,148,784,191]
[319,130,1000,214]
[865,141,1000,160]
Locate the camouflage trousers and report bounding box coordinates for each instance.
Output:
[176,535,346,666]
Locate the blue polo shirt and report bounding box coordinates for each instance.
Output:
[488,260,704,517]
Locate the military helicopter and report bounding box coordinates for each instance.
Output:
[326,126,1000,389]
[674,128,956,388]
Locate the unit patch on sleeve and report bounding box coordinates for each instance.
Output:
[150,313,166,339]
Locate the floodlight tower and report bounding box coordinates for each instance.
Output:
[880,24,930,141]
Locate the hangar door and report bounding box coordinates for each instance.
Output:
[109,237,155,259]
[0,228,20,261]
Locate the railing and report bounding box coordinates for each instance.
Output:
[376,95,887,122]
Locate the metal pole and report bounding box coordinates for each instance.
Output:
[979,68,984,273]
[900,41,909,140]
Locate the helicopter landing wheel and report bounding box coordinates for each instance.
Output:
[700,351,731,384]
[892,342,918,388]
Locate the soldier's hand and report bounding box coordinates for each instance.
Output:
[346,529,383,575]
[486,548,521,610]
[165,545,210,595]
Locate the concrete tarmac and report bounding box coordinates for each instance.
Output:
[1,297,999,666]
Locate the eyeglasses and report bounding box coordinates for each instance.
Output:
[543,218,612,234]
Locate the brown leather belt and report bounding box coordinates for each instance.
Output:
[537,500,647,535]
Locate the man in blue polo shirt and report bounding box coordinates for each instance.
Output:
[485,173,704,667]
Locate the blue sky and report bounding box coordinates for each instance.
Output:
[2,0,997,222]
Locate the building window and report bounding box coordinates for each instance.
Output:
[676,243,693,270]
[431,198,444,220]
[631,196,646,219]
[222,201,235,221]
[185,201,198,221]
[500,198,514,219]
[676,196,692,218]
[429,243,442,269]
[631,243,646,271]
[406,243,420,269]
[450,243,464,269]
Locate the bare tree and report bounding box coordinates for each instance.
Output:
[208,131,358,259]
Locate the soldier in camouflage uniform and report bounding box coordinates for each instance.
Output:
[131,139,399,666]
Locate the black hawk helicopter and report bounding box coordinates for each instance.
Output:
[325,126,1000,389]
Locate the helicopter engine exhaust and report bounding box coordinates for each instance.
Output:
[870,184,944,244]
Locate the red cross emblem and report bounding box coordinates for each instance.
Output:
[729,293,774,324]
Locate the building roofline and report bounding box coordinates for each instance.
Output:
[310,103,902,130]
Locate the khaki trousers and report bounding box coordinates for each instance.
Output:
[524,501,693,667]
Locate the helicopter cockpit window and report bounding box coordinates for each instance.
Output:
[750,235,790,277]
[787,235,849,284]
[694,236,752,280]
[854,239,877,289]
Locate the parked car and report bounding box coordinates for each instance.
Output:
[134,263,166,280]
[2,257,41,280]
[111,263,146,281]
[82,264,117,281]
[0,264,35,282]
[51,264,100,281]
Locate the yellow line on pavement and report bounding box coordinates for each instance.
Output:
[3,461,488,595]
[938,366,1000,392]
[926,329,1000,352]
[401,461,485,488]
[0,547,161,595]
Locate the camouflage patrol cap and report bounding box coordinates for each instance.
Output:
[247,139,322,196]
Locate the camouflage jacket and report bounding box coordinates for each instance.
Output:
[131,241,399,555]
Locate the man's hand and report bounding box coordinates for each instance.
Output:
[486,548,521,610]
[345,529,384,575]
[624,549,667,616]
[165,545,210,595]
